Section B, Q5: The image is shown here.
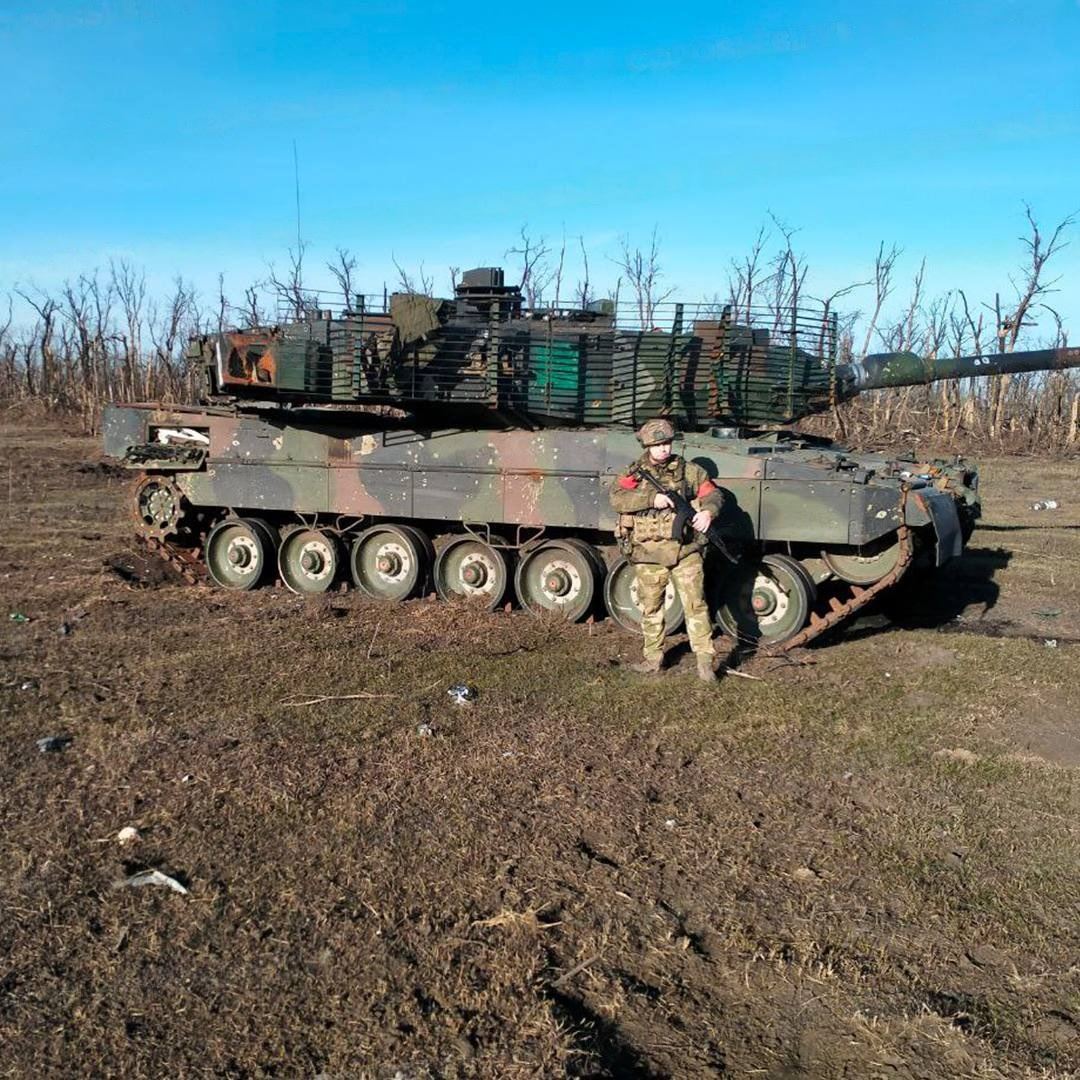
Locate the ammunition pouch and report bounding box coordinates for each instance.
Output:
[631,509,678,545]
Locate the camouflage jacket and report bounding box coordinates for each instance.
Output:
[609,453,725,567]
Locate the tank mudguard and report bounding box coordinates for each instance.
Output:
[907,488,963,566]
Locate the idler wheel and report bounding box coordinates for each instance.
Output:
[821,536,903,585]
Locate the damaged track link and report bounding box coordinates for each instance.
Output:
[769,523,914,654]
[138,535,207,586]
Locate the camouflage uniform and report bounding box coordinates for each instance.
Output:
[609,427,725,668]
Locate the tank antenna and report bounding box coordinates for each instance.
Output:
[293,139,302,250]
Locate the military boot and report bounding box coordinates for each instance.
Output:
[696,655,718,683]
[630,653,664,675]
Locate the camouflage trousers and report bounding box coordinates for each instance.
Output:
[636,552,714,660]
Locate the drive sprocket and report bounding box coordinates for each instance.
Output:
[131,473,189,541]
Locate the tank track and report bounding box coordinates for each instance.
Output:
[768,520,913,654]
[138,535,207,586]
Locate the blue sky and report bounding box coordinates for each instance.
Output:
[1,0,1077,339]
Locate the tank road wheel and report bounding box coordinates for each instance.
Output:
[514,539,603,622]
[205,517,278,591]
[279,528,341,595]
[434,537,511,609]
[821,536,903,586]
[350,524,433,601]
[602,557,685,636]
[770,553,818,607]
[131,474,187,540]
[714,553,812,645]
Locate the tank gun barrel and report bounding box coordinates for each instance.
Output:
[841,346,1080,393]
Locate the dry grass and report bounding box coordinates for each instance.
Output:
[1,425,1078,1077]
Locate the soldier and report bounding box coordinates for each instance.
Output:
[610,418,724,683]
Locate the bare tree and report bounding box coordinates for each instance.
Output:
[574,235,593,309]
[987,205,1076,437]
[111,259,145,399]
[727,224,770,319]
[763,215,808,336]
[507,226,553,307]
[613,227,675,328]
[391,256,434,296]
[810,277,871,439]
[15,288,58,401]
[859,242,901,356]
[215,274,229,335]
[0,297,14,400]
[552,229,567,309]
[328,247,358,310]
[149,277,196,400]
[267,242,314,320]
[242,284,266,327]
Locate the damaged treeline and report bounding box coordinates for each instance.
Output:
[716,209,1078,453]
[1,209,1077,451]
[0,262,212,432]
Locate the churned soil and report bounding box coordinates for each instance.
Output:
[1,422,1078,1078]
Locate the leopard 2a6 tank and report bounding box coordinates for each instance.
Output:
[102,266,1080,649]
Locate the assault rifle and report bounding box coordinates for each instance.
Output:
[631,466,740,564]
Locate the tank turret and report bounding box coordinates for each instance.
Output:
[190,271,1079,432]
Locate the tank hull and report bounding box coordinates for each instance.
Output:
[104,402,967,648]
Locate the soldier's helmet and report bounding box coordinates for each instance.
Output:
[637,418,676,447]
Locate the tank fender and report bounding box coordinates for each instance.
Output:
[907,489,963,565]
[102,403,146,458]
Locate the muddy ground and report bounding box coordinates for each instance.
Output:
[1,424,1078,1079]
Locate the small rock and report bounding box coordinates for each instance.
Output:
[792,866,819,883]
[664,818,677,830]
[117,826,140,846]
[966,944,1007,970]
[416,723,435,737]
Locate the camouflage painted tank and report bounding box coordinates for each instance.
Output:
[102,267,1080,649]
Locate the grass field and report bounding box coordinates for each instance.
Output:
[1,424,1078,1078]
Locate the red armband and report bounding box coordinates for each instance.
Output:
[618,475,639,490]
[696,480,716,499]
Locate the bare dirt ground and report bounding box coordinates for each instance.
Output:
[1,423,1078,1079]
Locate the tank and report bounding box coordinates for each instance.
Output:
[101,268,1080,650]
